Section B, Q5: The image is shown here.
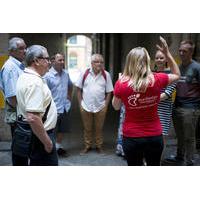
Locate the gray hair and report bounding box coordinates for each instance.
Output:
[8,37,25,51]
[25,45,47,66]
[91,54,104,62]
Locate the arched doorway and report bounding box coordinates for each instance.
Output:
[66,35,92,84]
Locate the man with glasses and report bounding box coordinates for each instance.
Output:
[16,45,58,166]
[44,53,73,157]
[0,37,27,165]
[76,54,113,155]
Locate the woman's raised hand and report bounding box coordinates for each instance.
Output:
[156,36,169,56]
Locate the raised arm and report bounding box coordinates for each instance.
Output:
[157,36,180,84]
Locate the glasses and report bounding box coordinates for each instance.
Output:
[17,47,26,51]
[93,60,104,64]
[37,57,50,62]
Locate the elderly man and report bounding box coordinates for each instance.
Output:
[0,37,27,165]
[44,53,73,157]
[167,40,200,166]
[16,45,58,166]
[75,54,113,154]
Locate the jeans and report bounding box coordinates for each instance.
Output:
[12,153,29,166]
[10,122,29,166]
[123,135,163,166]
[30,130,58,166]
[173,107,200,163]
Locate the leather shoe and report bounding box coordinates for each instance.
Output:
[186,160,194,166]
[80,147,91,155]
[96,147,104,154]
[57,148,68,157]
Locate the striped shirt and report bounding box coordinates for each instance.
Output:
[156,70,176,135]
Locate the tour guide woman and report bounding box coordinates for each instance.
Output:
[112,37,180,166]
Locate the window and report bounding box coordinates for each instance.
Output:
[69,36,77,44]
[69,52,77,68]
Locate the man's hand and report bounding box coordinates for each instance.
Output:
[27,112,54,153]
[44,139,53,153]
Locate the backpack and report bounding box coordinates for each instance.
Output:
[82,68,107,86]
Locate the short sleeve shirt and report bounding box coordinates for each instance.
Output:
[44,67,73,113]
[175,60,200,108]
[114,73,169,137]
[75,68,113,112]
[16,68,57,131]
[1,56,24,100]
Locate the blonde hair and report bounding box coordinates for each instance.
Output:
[122,47,152,92]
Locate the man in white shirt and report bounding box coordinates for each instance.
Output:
[16,45,58,165]
[75,54,113,154]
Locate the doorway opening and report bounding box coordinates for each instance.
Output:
[66,35,92,84]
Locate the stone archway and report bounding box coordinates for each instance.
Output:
[65,34,92,84]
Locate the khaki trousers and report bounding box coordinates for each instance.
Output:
[80,106,107,148]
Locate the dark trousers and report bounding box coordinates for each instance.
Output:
[123,135,163,166]
[12,153,29,166]
[196,116,200,149]
[10,123,29,166]
[173,107,200,163]
[30,130,58,166]
[10,123,16,138]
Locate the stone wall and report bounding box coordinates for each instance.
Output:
[0,33,11,141]
[0,109,11,141]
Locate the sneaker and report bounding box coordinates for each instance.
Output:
[57,148,68,157]
[115,149,121,156]
[115,146,125,157]
[80,147,91,155]
[163,155,184,165]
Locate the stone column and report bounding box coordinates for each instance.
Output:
[0,33,11,141]
[169,33,182,65]
[193,34,200,62]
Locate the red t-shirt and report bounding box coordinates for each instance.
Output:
[114,73,169,138]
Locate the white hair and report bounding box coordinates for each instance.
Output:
[91,54,104,62]
[8,37,25,51]
[25,45,47,66]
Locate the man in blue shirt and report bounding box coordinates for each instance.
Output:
[0,37,27,165]
[44,53,73,156]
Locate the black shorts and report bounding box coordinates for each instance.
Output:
[55,111,71,133]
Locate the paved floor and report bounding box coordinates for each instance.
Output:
[0,105,128,166]
[1,103,200,166]
[1,126,200,166]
